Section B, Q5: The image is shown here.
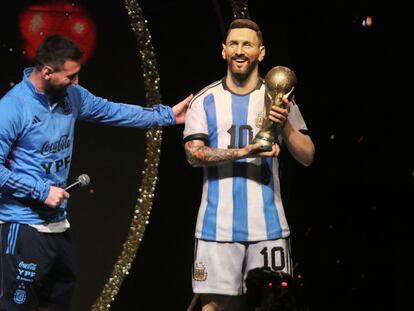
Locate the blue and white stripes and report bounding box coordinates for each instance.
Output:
[6,223,20,255]
[184,80,303,242]
[5,178,41,199]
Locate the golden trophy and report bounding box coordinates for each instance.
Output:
[252,66,297,151]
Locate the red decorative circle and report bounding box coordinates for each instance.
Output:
[19,1,96,64]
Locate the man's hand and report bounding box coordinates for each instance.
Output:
[44,186,70,208]
[172,94,193,124]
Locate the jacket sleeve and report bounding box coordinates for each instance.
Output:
[0,97,51,203]
[73,85,176,127]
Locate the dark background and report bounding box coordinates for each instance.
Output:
[1,0,412,310]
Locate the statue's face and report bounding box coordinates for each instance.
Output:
[222,28,265,81]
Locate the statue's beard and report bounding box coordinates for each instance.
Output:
[228,57,259,84]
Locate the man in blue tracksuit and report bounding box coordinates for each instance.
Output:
[0,34,192,310]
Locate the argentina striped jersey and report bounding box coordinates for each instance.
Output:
[183,78,308,242]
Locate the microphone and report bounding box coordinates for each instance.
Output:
[64,174,90,192]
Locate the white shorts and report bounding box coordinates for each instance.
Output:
[192,238,292,296]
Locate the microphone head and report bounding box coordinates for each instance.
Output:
[77,174,90,187]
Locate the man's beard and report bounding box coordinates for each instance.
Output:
[45,81,68,102]
[228,57,259,83]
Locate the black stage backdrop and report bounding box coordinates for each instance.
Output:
[0,1,411,310]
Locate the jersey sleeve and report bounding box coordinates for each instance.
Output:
[72,85,176,128]
[288,100,308,133]
[0,97,51,202]
[183,95,209,145]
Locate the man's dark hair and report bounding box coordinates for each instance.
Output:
[227,18,263,45]
[34,34,83,71]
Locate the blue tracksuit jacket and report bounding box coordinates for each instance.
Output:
[0,67,176,224]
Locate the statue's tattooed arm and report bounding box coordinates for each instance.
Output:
[184,140,243,167]
[184,139,279,167]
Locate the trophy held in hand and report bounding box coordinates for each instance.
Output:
[253,66,297,151]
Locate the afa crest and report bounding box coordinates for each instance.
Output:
[13,288,27,304]
[193,262,208,282]
[255,112,264,129]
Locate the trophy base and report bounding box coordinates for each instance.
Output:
[258,144,273,151]
[252,135,275,152]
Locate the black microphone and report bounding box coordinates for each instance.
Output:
[64,174,90,192]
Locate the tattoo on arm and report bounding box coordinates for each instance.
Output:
[185,140,241,167]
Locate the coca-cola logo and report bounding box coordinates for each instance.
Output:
[41,135,71,155]
[18,261,37,271]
